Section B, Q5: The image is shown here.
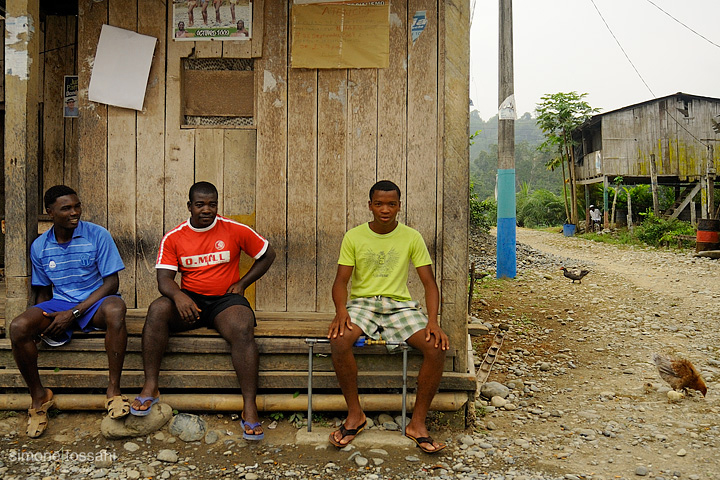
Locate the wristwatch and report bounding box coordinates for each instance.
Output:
[72,309,81,319]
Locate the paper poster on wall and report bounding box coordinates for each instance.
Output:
[411,10,426,44]
[291,1,390,69]
[63,75,79,118]
[88,25,157,111]
[173,0,252,41]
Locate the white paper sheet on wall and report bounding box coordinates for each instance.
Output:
[88,25,157,111]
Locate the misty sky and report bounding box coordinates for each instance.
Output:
[469,0,720,119]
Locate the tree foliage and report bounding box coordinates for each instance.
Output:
[535,92,599,224]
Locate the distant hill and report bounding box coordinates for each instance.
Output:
[469,110,562,200]
[470,111,545,158]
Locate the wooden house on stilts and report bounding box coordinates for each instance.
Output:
[0,0,475,415]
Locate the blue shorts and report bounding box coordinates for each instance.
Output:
[32,295,120,347]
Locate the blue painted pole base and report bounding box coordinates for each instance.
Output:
[497,217,517,278]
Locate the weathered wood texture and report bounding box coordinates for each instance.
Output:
[4,0,41,325]
[575,94,720,182]
[441,1,470,371]
[77,0,108,227]
[136,0,167,307]
[10,1,470,376]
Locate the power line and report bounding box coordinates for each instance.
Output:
[589,0,655,98]
[589,0,709,149]
[643,0,720,50]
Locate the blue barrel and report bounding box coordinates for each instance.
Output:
[563,224,576,237]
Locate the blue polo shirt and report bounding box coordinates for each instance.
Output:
[30,221,125,303]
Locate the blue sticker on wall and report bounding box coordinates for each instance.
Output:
[411,10,427,44]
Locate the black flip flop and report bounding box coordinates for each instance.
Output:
[329,419,367,447]
[405,433,446,454]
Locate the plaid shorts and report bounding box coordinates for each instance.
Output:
[346,296,428,351]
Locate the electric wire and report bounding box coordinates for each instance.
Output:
[589,0,709,149]
[589,0,655,98]
[643,0,720,50]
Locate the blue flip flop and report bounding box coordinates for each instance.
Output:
[130,396,159,417]
[241,415,265,440]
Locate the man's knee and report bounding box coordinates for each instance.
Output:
[9,312,42,343]
[329,333,358,355]
[216,305,255,342]
[100,297,127,326]
[144,297,176,330]
[419,341,446,365]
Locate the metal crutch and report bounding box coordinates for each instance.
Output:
[305,337,409,434]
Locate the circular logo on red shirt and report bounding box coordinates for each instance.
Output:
[215,240,225,250]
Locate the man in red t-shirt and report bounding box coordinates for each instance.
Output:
[130,182,275,440]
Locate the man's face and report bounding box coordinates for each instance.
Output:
[238,20,244,29]
[187,192,218,228]
[178,22,185,31]
[368,189,400,226]
[48,194,82,231]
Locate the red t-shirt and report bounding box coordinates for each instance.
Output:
[156,216,269,296]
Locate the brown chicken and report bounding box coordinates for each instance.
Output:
[652,353,707,397]
[560,266,589,283]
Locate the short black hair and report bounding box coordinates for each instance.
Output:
[369,180,401,201]
[189,181,218,202]
[44,185,77,209]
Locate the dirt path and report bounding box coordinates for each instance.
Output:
[468,228,720,479]
[515,227,720,299]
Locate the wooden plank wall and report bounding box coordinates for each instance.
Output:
[65,0,468,349]
[38,16,79,197]
[589,97,720,182]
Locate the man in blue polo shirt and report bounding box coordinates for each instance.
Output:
[9,185,129,438]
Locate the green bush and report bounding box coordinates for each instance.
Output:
[517,188,565,228]
[470,197,497,232]
[635,211,695,247]
[470,180,496,232]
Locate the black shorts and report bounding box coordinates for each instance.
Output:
[182,289,256,327]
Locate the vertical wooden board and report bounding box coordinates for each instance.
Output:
[165,6,196,232]
[441,0,470,370]
[4,0,41,323]
[194,129,225,213]
[223,130,256,216]
[224,131,257,306]
[77,0,108,226]
[136,0,167,308]
[346,69,378,230]
[42,16,66,193]
[0,19,4,100]
[434,0,445,307]
[287,68,318,311]
[316,70,348,312]
[377,0,407,225]
[251,0,264,58]
[406,0,438,305]
[254,0,287,311]
[107,0,138,305]
[64,15,79,189]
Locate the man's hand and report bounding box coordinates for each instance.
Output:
[226,282,245,296]
[424,321,450,350]
[41,310,76,339]
[327,309,353,339]
[173,292,202,324]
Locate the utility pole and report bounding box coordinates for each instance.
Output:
[496,0,516,279]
